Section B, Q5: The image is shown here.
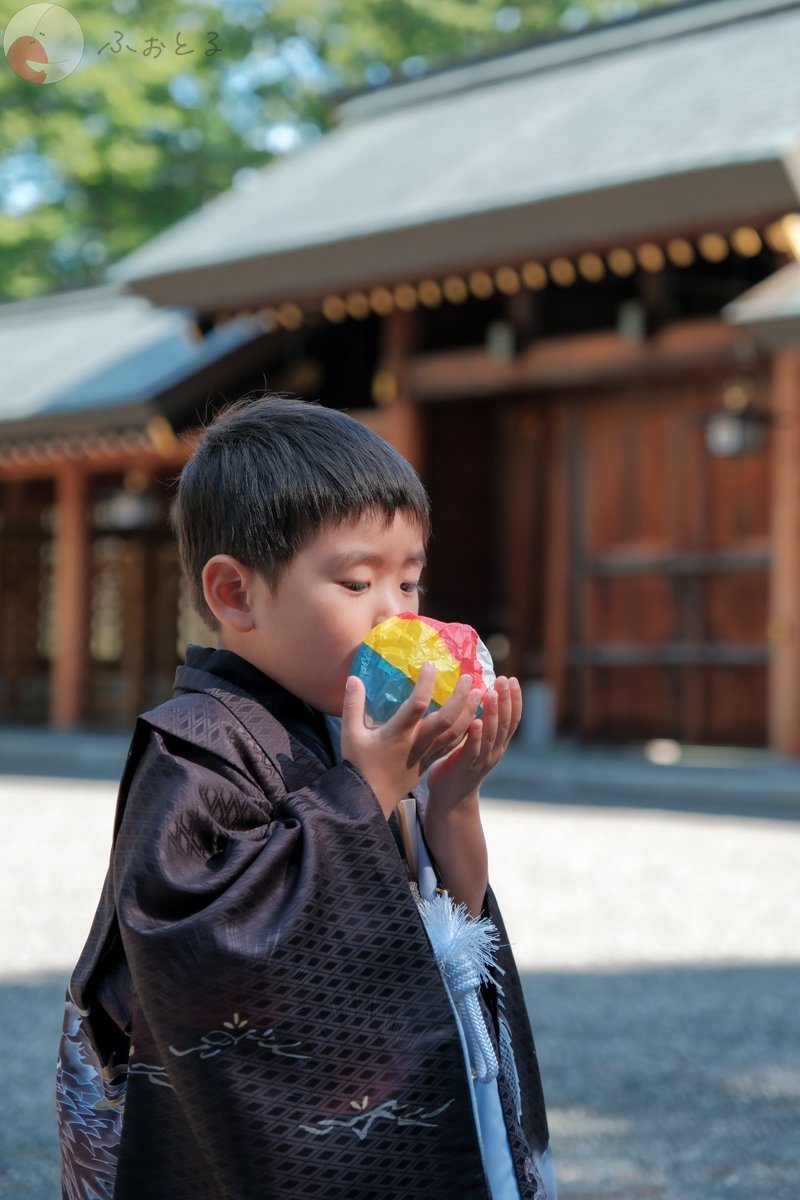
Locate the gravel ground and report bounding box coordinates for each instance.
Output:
[1,774,798,1199]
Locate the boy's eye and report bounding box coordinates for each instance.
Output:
[340,580,425,595]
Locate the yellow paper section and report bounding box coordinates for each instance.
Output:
[365,615,461,708]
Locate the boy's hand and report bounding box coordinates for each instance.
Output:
[426,676,523,811]
[422,678,521,915]
[341,662,482,820]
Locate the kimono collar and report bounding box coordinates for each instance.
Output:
[174,644,335,770]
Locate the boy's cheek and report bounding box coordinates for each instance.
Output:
[322,687,347,717]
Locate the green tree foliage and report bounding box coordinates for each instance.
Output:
[0,0,672,299]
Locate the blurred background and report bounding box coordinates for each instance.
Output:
[6,0,800,752]
[2,1,799,1197]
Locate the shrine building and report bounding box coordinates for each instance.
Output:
[4,0,800,752]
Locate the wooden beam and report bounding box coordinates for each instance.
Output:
[767,349,800,754]
[50,467,90,729]
[409,319,759,402]
[376,309,423,473]
[0,444,191,483]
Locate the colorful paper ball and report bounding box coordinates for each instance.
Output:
[350,611,496,725]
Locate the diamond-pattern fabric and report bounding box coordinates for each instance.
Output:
[57,647,553,1198]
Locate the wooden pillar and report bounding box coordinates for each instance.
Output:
[50,466,90,728]
[0,482,23,717]
[377,309,423,472]
[543,406,571,728]
[502,407,543,679]
[767,349,800,754]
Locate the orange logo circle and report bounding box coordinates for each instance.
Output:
[4,4,83,84]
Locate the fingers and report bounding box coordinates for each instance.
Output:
[506,677,522,744]
[390,660,436,733]
[485,676,522,751]
[356,669,523,785]
[418,706,479,772]
[460,687,498,771]
[466,718,484,767]
[480,686,499,754]
[459,678,521,769]
[440,680,483,747]
[416,679,482,769]
[492,678,509,748]
[435,673,473,720]
[341,675,366,736]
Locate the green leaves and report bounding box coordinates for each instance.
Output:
[0,0,670,299]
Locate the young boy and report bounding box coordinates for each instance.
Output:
[57,396,556,1200]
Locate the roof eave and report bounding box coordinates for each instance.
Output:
[120,157,800,313]
[723,260,800,350]
[725,314,800,349]
[0,399,160,446]
[0,326,274,444]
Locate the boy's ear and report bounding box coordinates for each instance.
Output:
[202,555,257,633]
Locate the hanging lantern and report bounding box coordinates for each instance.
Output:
[704,381,770,457]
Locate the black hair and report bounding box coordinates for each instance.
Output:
[172,394,431,627]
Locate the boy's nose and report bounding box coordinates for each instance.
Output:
[373,604,401,627]
[372,593,410,627]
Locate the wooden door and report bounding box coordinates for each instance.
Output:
[0,481,53,723]
[561,377,771,744]
[423,398,550,679]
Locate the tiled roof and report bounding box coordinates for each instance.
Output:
[0,285,263,433]
[110,0,800,306]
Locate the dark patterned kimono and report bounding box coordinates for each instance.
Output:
[57,646,555,1200]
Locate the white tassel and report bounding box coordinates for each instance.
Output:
[498,1011,523,1123]
[418,892,501,1083]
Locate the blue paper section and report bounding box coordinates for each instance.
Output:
[350,643,440,724]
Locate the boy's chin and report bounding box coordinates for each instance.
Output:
[306,673,351,716]
[315,692,345,718]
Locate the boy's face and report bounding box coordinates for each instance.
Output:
[242,510,427,715]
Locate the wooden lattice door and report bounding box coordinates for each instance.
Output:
[86,532,185,728]
[564,378,771,744]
